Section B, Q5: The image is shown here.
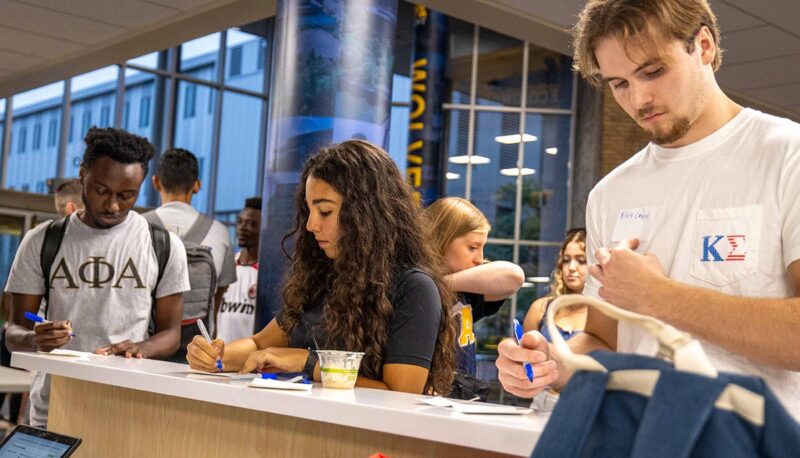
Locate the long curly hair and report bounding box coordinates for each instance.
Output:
[550,228,587,296]
[277,140,456,394]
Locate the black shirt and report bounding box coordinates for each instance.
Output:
[286,269,443,369]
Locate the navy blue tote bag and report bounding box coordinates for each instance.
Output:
[532,295,800,458]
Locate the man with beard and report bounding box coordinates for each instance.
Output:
[496,0,800,420]
[4,127,190,427]
[215,197,261,341]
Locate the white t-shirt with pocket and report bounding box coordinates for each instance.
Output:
[584,108,800,419]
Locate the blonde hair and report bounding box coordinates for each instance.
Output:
[549,229,587,296]
[572,0,722,87]
[424,197,490,257]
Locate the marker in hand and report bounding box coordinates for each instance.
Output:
[196,319,223,372]
[25,312,76,337]
[513,319,534,382]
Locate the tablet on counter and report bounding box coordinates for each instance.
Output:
[0,425,81,457]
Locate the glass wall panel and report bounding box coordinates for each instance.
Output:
[522,114,571,242]
[180,33,220,82]
[446,18,474,104]
[473,243,513,380]
[443,109,468,197]
[388,105,409,176]
[66,66,119,178]
[123,71,161,207]
[127,51,159,70]
[224,26,268,92]
[476,29,523,107]
[215,91,263,220]
[174,81,217,213]
[0,99,5,160]
[8,83,63,192]
[527,45,574,109]
[516,244,560,322]
[469,111,520,239]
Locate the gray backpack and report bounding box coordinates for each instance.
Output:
[142,211,218,329]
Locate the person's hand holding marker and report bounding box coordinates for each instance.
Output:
[496,325,559,399]
[187,321,225,372]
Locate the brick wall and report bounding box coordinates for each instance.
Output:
[600,89,650,176]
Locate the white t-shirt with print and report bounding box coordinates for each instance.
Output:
[216,253,257,342]
[154,201,237,287]
[584,108,800,420]
[4,211,190,427]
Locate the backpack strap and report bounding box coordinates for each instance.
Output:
[148,221,171,304]
[141,210,165,229]
[182,213,215,245]
[40,216,69,318]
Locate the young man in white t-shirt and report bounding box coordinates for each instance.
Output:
[496,0,800,419]
[4,127,190,427]
[216,197,261,341]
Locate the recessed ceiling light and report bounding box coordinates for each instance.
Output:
[446,172,461,180]
[449,155,491,165]
[495,134,538,144]
[545,147,558,155]
[499,167,536,176]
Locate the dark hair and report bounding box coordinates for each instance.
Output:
[155,148,199,193]
[81,127,155,175]
[244,197,262,211]
[54,179,82,201]
[277,139,456,394]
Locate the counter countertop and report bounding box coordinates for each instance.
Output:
[12,352,546,456]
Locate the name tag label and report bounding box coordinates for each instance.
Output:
[611,207,654,244]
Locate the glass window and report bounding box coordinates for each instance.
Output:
[527,45,574,109]
[469,111,521,239]
[122,101,130,130]
[68,115,74,143]
[0,99,5,159]
[100,106,111,127]
[443,109,469,197]
[225,25,269,92]
[174,81,217,213]
[388,105,409,175]
[446,18,474,104]
[47,118,58,147]
[0,214,26,294]
[474,243,513,363]
[215,91,263,219]
[180,33,220,82]
[139,96,151,128]
[18,127,27,153]
[8,82,62,192]
[476,29,523,107]
[183,84,197,119]
[127,51,159,70]
[32,124,41,150]
[522,114,571,242]
[516,244,560,323]
[81,111,92,137]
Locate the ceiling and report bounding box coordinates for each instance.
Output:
[0,0,798,121]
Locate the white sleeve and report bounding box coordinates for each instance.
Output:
[155,232,191,298]
[780,142,800,268]
[4,223,48,295]
[582,189,604,300]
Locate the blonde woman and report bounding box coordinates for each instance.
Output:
[424,197,524,384]
[523,228,588,341]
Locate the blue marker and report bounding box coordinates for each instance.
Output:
[261,372,311,384]
[196,319,223,371]
[25,312,76,337]
[513,319,534,382]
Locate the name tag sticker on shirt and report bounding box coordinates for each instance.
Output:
[611,207,654,244]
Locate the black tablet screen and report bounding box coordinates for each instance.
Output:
[0,426,79,458]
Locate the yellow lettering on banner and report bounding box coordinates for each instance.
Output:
[410,94,426,119]
[412,83,426,93]
[407,167,422,187]
[412,191,422,205]
[408,154,423,165]
[407,140,423,153]
[458,307,476,347]
[409,122,423,131]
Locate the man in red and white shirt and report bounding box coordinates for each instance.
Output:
[216,197,261,341]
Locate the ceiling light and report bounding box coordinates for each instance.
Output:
[545,147,558,155]
[446,172,461,180]
[495,134,538,144]
[449,155,491,165]
[499,167,536,177]
[526,276,550,283]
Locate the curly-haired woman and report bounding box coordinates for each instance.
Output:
[187,140,456,395]
[522,228,588,341]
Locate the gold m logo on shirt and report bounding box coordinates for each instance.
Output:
[50,257,146,289]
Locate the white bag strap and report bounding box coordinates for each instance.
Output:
[546,295,718,377]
